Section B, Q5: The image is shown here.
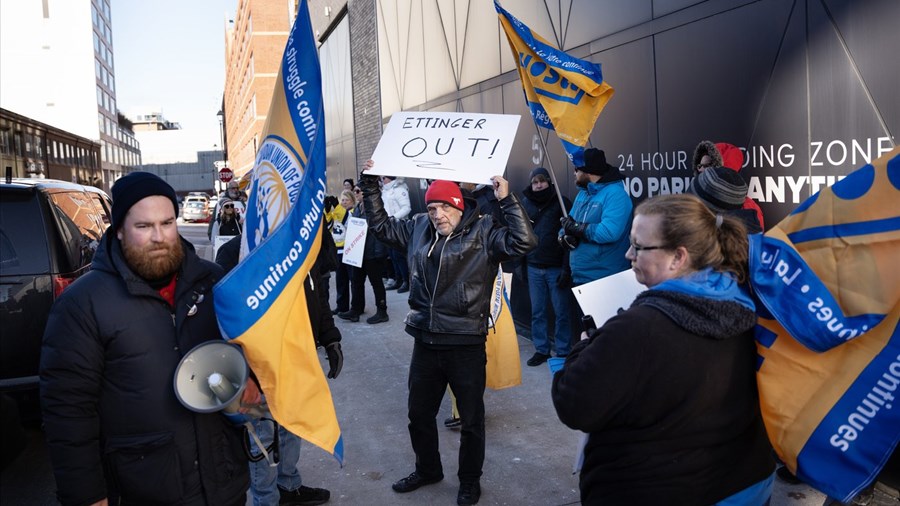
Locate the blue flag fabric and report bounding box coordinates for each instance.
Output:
[750,147,900,501]
[213,0,342,464]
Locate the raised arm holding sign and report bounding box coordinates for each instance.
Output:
[368,111,520,184]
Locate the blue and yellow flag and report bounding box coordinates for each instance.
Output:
[486,268,521,390]
[214,0,342,464]
[750,147,900,501]
[494,0,614,167]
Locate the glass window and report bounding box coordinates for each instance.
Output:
[95,59,101,78]
[97,86,102,106]
[93,32,100,53]
[48,191,106,268]
[92,4,98,26]
[0,128,11,155]
[0,192,51,274]
[23,133,33,154]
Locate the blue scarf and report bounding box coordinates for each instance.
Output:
[653,267,755,312]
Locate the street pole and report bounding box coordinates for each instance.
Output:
[216,109,225,196]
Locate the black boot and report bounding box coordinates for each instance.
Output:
[366,303,389,324]
[337,310,360,322]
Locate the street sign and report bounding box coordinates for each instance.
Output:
[219,167,233,183]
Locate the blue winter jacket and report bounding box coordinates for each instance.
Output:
[564,180,633,285]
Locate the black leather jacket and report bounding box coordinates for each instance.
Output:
[363,182,536,339]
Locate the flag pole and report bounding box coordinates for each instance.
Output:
[529,117,568,214]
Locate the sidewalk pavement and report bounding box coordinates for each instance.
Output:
[278,276,828,506]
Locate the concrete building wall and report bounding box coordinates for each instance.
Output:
[141,149,224,195]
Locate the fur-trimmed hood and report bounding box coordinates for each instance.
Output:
[692,140,723,175]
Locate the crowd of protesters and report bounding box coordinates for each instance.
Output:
[35,140,898,506]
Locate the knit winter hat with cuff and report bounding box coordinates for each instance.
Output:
[425,180,465,211]
[111,172,179,230]
[687,166,748,212]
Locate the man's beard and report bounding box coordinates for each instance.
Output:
[122,238,184,281]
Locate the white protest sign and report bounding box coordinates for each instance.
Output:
[342,217,368,267]
[571,269,646,326]
[369,111,521,184]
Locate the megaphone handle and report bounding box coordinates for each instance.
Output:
[242,418,282,467]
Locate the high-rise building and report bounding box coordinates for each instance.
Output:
[223,0,297,180]
[0,0,140,191]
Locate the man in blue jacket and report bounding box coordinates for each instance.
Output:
[559,148,632,288]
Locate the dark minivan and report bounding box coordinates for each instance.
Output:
[0,177,111,466]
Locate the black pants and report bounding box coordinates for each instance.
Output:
[335,253,351,313]
[407,341,486,484]
[350,257,387,313]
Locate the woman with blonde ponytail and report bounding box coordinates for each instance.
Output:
[552,193,774,505]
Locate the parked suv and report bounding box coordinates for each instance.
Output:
[0,177,111,462]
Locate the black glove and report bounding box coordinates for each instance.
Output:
[323,195,338,213]
[560,216,587,238]
[325,342,343,379]
[357,173,380,193]
[556,269,573,289]
[558,234,580,251]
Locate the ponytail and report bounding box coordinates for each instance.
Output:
[635,194,750,283]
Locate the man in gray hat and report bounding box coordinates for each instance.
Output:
[558,148,633,288]
[40,172,252,506]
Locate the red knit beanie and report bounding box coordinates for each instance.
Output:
[425,180,464,211]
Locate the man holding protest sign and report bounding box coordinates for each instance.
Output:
[359,160,536,505]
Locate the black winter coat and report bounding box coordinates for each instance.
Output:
[552,289,774,505]
[40,231,249,506]
[521,185,571,267]
[352,203,389,260]
[363,185,536,340]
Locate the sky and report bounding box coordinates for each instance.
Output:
[111,0,236,153]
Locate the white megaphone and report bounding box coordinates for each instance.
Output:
[173,341,266,418]
[173,341,280,465]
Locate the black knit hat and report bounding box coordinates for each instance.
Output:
[111,172,179,230]
[529,167,551,182]
[687,166,747,211]
[578,148,616,176]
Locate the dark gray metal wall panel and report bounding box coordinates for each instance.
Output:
[806,0,897,175]
[822,0,900,139]
[652,0,704,18]
[738,0,809,227]
[562,1,653,50]
[591,36,658,167]
[654,0,795,149]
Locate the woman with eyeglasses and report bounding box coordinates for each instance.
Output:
[551,193,774,505]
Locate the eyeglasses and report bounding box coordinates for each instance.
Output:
[224,204,234,209]
[629,242,667,253]
[354,189,362,194]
